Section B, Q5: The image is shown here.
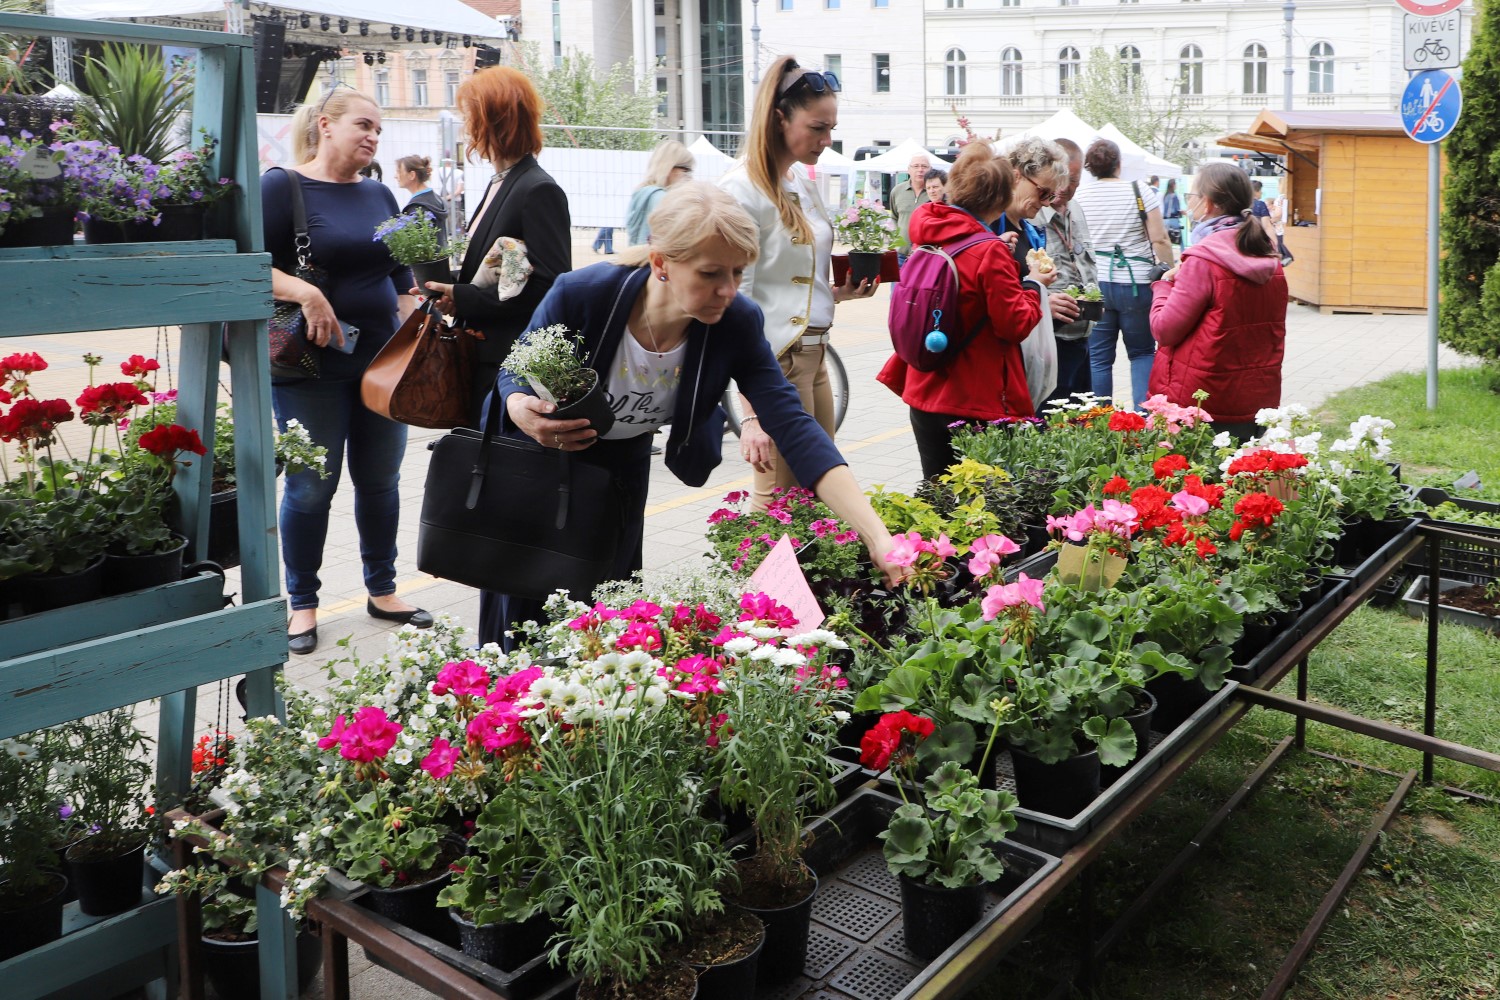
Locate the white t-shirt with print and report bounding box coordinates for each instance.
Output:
[1074,179,1161,284]
[600,327,686,440]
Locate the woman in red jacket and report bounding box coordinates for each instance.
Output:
[1149,163,1287,441]
[877,142,1052,480]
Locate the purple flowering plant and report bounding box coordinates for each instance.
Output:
[704,486,864,584]
[0,118,71,234]
[49,122,233,226]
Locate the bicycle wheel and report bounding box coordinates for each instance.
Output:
[722,345,850,437]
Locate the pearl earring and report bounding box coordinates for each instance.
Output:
[658,274,667,282]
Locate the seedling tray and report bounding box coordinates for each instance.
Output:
[879,681,1240,856]
[1230,578,1351,685]
[1400,575,1500,636]
[531,787,1059,1000]
[1404,489,1500,583]
[1329,516,1420,588]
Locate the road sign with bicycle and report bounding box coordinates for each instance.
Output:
[1401,70,1462,144]
[1403,11,1462,70]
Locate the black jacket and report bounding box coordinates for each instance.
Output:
[451,155,572,363]
[402,188,448,248]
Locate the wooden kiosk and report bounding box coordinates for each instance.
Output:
[1221,110,1431,314]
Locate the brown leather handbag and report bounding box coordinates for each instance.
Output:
[361,301,480,429]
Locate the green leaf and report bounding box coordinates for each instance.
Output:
[1083,715,1137,768]
[916,721,977,771]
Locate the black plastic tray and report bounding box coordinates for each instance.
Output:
[1400,574,1500,636]
[1230,577,1351,685]
[1405,489,1500,584]
[876,681,1241,856]
[530,787,1059,1000]
[1329,516,1419,588]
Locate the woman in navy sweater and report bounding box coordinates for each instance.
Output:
[479,182,904,647]
[262,87,431,655]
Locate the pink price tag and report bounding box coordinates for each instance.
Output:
[745,535,825,635]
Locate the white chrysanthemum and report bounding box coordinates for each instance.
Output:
[749,644,778,661]
[618,649,652,672]
[747,625,782,640]
[529,674,562,703]
[642,685,668,708]
[832,710,851,723]
[789,628,842,647]
[722,636,758,655]
[593,673,620,694]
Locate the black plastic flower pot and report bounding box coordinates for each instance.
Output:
[549,371,616,437]
[686,911,765,1000]
[124,203,206,242]
[1099,690,1156,788]
[449,908,554,969]
[102,535,188,596]
[578,962,698,1000]
[365,868,457,946]
[1077,298,1105,323]
[82,216,127,244]
[1007,745,1101,818]
[200,929,321,1000]
[410,258,454,291]
[847,250,883,285]
[734,865,819,987]
[899,874,985,961]
[0,205,75,248]
[1234,616,1280,665]
[19,556,105,614]
[65,834,146,916]
[1145,672,1213,734]
[0,872,68,961]
[203,487,241,569]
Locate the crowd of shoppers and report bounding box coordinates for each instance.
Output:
[265,69,1287,652]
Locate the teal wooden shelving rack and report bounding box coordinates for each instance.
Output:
[0,12,297,999]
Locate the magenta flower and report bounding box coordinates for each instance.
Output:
[421,738,462,779]
[317,714,349,751]
[968,533,1020,578]
[620,599,664,622]
[431,659,491,699]
[488,666,543,704]
[834,529,859,544]
[568,602,619,631]
[616,621,664,651]
[467,705,529,753]
[737,591,799,629]
[707,507,740,524]
[1169,490,1210,517]
[980,573,1046,620]
[338,706,402,763]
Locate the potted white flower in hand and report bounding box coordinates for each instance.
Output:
[502,324,615,436]
[832,199,897,285]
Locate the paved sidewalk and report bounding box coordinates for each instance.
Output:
[16,234,1464,998]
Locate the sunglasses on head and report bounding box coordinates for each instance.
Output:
[778,68,841,97]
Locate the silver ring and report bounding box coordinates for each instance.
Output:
[553,432,560,447]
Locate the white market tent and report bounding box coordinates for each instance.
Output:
[687,135,735,184]
[857,138,937,174]
[815,145,857,174]
[54,0,505,43]
[1097,123,1183,181]
[1013,108,1101,150]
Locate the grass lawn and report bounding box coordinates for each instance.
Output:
[966,368,1500,1000]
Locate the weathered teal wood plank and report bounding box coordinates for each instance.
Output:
[0,571,225,660]
[158,688,196,809]
[176,323,219,587]
[233,43,266,255]
[257,883,301,1000]
[0,894,176,999]
[0,12,251,47]
[0,253,271,336]
[0,239,239,261]
[0,597,286,738]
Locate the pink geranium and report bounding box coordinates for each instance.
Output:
[421,738,462,779]
[488,666,543,704]
[431,659,491,699]
[967,533,1021,579]
[980,573,1046,620]
[334,706,402,763]
[620,600,663,622]
[1169,490,1210,517]
[1143,394,1213,433]
[467,705,530,753]
[616,621,664,652]
[886,530,927,567]
[316,714,348,751]
[737,592,799,629]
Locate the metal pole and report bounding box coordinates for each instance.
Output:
[751,0,762,85]
[1283,1,1295,112]
[1427,140,1441,410]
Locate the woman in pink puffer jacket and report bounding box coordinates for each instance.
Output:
[1148,163,1288,441]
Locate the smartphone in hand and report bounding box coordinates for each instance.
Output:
[331,321,360,354]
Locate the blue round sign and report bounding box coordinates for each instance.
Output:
[1401,70,1462,143]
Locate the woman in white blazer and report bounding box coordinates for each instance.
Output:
[718,54,877,511]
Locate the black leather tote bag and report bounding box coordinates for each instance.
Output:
[417,390,620,600]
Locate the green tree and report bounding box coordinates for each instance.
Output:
[1439,0,1500,359]
[519,44,660,151]
[1070,47,1216,171]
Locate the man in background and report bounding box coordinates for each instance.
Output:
[891,153,932,260]
[1037,137,1097,407]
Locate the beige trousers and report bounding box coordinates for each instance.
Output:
[750,342,836,510]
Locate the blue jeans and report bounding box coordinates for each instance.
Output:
[272,377,408,611]
[1089,281,1156,410]
[592,227,614,253]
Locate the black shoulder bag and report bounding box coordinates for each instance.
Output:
[1132,180,1171,284]
[267,167,325,379]
[417,388,621,600]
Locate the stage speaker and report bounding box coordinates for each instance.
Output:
[252,19,287,113]
[474,44,502,69]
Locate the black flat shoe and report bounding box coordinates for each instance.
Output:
[288,625,318,655]
[367,599,434,629]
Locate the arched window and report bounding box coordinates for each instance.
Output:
[1058,45,1080,95]
[1119,45,1141,93]
[1309,41,1334,94]
[1178,43,1202,95]
[1243,42,1267,94]
[945,48,967,96]
[1001,47,1023,96]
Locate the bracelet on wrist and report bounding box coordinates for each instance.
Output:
[742,415,760,425]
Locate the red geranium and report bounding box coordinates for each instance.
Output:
[1228,492,1285,541]
[121,354,161,379]
[137,423,207,459]
[1180,474,1225,509]
[1129,484,1179,532]
[0,352,47,378]
[1108,411,1147,433]
[76,382,149,425]
[1102,475,1131,495]
[0,397,74,448]
[859,711,935,771]
[1152,454,1190,479]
